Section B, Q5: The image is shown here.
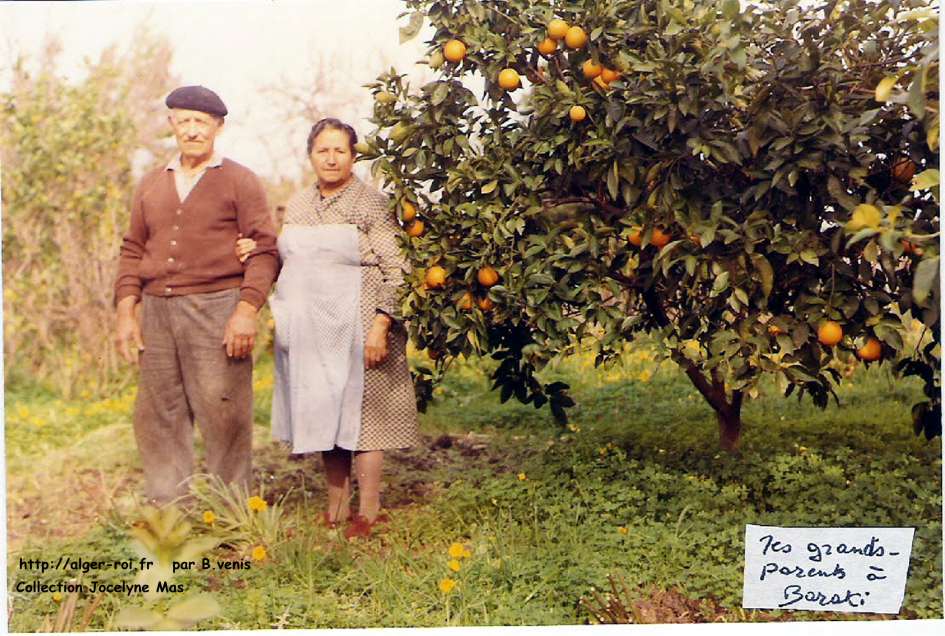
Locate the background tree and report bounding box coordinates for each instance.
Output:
[1,29,176,395]
[361,0,939,449]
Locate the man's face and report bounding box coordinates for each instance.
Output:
[168,109,223,162]
[309,128,354,188]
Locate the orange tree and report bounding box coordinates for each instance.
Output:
[360,0,939,450]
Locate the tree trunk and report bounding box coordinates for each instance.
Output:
[716,400,743,452]
[678,360,744,452]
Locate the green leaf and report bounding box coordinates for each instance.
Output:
[115,607,163,630]
[176,536,220,562]
[607,161,619,201]
[399,11,424,44]
[711,271,730,296]
[874,75,898,102]
[907,66,928,119]
[827,175,858,210]
[751,254,774,300]
[913,256,939,305]
[481,180,498,194]
[722,0,740,20]
[431,82,449,106]
[911,168,940,191]
[167,594,221,624]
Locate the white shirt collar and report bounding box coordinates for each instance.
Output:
[165,151,224,171]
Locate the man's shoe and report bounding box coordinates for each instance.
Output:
[319,512,339,530]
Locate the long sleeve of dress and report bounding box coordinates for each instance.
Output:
[364,191,410,320]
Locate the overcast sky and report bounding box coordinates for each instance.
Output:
[1,0,436,181]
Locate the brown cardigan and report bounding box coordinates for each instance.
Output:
[114,158,279,309]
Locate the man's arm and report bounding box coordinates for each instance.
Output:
[114,182,148,363]
[233,170,280,309]
[222,169,280,358]
[113,182,148,306]
[114,295,144,363]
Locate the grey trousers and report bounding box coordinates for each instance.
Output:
[134,288,253,502]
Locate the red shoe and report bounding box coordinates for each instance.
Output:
[343,513,390,540]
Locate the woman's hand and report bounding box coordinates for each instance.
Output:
[365,314,391,369]
[235,233,257,263]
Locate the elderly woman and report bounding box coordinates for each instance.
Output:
[238,118,419,538]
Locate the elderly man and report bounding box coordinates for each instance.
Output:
[114,85,279,503]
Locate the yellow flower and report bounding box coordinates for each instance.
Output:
[52,592,63,603]
[202,511,216,525]
[618,526,629,535]
[517,472,527,481]
[247,496,268,512]
[637,369,652,383]
[447,559,462,572]
[448,543,466,559]
[438,578,456,594]
[251,545,267,561]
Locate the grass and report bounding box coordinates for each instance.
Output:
[5,342,942,629]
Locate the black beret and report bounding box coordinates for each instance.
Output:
[165,85,227,117]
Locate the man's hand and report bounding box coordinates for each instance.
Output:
[365,313,391,369]
[223,300,258,358]
[115,296,144,364]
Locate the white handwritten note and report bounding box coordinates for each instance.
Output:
[743,525,915,614]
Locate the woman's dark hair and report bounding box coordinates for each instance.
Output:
[306,118,358,155]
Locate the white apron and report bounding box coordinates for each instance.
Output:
[270,224,364,452]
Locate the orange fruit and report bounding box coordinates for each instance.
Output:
[891,157,916,184]
[651,227,671,249]
[547,19,570,40]
[538,38,558,55]
[569,105,587,122]
[498,68,521,90]
[477,266,500,287]
[628,228,643,247]
[600,67,621,83]
[817,320,843,346]
[564,26,588,49]
[425,265,447,289]
[401,200,417,222]
[857,337,882,361]
[592,75,610,90]
[458,291,474,311]
[405,219,425,237]
[582,60,603,79]
[444,39,467,63]
[477,296,495,311]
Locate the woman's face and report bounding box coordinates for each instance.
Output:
[310,128,354,188]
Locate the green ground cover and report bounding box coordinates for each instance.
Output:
[5,345,942,629]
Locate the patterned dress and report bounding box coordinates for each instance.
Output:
[271,176,420,451]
